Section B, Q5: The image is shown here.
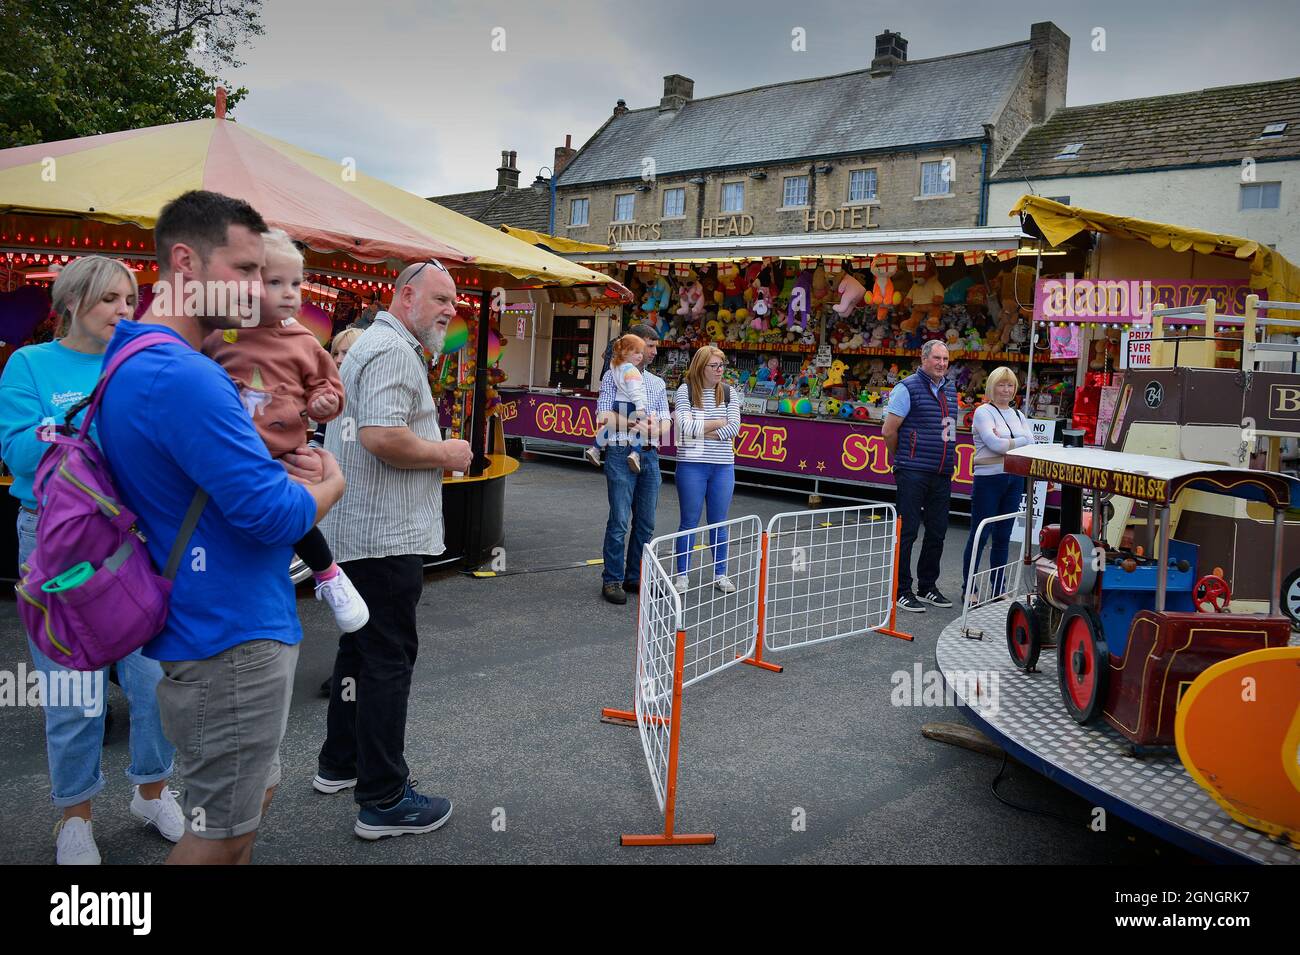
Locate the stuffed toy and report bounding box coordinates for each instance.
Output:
[700,264,720,305]
[823,359,849,388]
[908,259,945,329]
[890,262,914,303]
[943,273,975,305]
[676,277,705,319]
[705,318,724,341]
[868,322,888,349]
[641,273,671,314]
[833,270,867,318]
[741,261,764,305]
[799,328,817,346]
[866,359,886,388]
[944,326,962,354]
[903,327,924,350]
[750,286,771,329]
[966,282,988,310]
[922,312,944,342]
[718,263,746,311]
[868,255,902,321]
[964,326,983,353]
[885,362,900,386]
[810,264,832,312]
[1006,317,1030,351]
[787,268,814,331]
[844,330,866,349]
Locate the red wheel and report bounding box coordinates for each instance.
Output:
[1005,600,1041,671]
[1055,533,1098,597]
[1193,574,1231,613]
[1055,606,1109,724]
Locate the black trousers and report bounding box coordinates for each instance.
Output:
[318,554,424,806]
[294,525,333,574]
[895,468,952,596]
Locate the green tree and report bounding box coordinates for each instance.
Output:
[0,0,263,148]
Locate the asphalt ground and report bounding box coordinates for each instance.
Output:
[0,452,1198,865]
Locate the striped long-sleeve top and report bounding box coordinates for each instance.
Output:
[673,383,742,464]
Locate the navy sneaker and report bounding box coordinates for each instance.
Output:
[354,782,453,840]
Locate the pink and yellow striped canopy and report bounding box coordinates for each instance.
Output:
[0,117,618,290]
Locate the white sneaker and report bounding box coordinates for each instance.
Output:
[714,574,736,594]
[583,446,603,467]
[628,450,642,473]
[316,569,370,633]
[673,575,689,594]
[54,816,101,865]
[130,786,185,842]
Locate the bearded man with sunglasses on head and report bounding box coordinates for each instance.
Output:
[314,258,472,840]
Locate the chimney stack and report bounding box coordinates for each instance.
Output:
[870,29,908,74]
[659,74,694,111]
[1028,21,1070,122]
[554,134,577,177]
[613,99,629,117]
[496,149,519,191]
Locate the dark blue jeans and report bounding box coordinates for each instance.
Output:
[895,468,952,596]
[962,472,1024,593]
[602,444,661,586]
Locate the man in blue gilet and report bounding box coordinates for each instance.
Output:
[882,340,957,613]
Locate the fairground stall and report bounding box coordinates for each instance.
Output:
[0,90,626,578]
[501,224,1085,505]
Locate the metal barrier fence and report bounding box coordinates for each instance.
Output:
[958,509,1029,637]
[609,506,909,846]
[762,503,902,652]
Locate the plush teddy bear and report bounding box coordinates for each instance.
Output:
[1006,317,1030,351]
[810,264,832,312]
[705,318,724,341]
[868,322,888,349]
[844,330,866,349]
[867,358,887,387]
[868,255,902,322]
[922,312,944,342]
[640,273,672,314]
[833,270,867,318]
[750,286,771,330]
[676,276,705,319]
[908,259,945,330]
[800,328,817,346]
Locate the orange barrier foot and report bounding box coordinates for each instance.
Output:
[742,658,783,673]
[600,707,668,727]
[876,627,914,642]
[621,833,716,846]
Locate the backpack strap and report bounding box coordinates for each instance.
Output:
[162,488,209,581]
[67,332,186,437]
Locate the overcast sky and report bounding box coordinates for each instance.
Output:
[226,0,1300,197]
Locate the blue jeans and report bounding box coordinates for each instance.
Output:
[673,461,736,577]
[16,509,175,807]
[962,472,1024,593]
[894,468,951,596]
[593,400,644,452]
[601,444,661,586]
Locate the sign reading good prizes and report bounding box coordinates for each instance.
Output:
[1011,418,1058,544]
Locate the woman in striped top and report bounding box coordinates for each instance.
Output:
[672,346,743,594]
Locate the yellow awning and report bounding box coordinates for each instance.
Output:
[0,118,623,291]
[498,225,609,254]
[1010,195,1300,304]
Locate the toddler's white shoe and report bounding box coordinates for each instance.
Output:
[628,450,642,473]
[583,446,603,467]
[316,569,370,633]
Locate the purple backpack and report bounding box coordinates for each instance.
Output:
[15,333,207,671]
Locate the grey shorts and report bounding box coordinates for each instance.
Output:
[156,639,299,840]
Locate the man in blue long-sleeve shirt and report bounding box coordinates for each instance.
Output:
[98,191,346,865]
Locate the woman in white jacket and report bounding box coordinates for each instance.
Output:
[962,366,1035,597]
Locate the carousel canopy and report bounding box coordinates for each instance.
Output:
[0,109,625,292]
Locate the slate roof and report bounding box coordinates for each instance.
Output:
[555,42,1033,187]
[427,185,552,232]
[990,77,1300,181]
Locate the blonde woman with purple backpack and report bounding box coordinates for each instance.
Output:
[0,256,183,864]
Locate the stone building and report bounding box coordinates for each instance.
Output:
[554,23,1069,246]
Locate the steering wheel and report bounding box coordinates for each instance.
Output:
[1193,574,1232,613]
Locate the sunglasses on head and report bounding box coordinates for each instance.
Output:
[407,258,449,282]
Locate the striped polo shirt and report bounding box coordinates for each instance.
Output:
[673,383,742,464]
[320,311,444,561]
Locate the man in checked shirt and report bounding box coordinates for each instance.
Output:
[595,323,671,604]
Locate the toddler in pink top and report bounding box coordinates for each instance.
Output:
[202,229,369,633]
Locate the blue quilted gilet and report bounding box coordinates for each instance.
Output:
[894,372,958,475]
